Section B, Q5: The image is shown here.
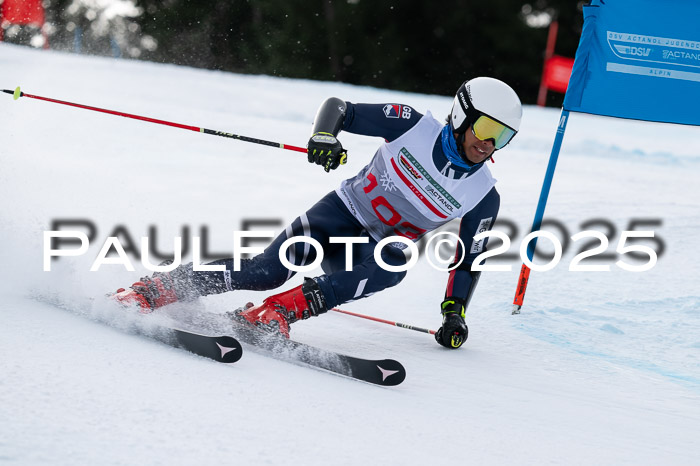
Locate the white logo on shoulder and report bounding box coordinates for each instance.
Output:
[470,217,493,254]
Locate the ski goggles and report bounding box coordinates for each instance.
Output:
[471,115,517,150]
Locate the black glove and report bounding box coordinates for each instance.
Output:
[435,298,468,349]
[307,132,347,172]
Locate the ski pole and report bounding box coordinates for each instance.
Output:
[331,308,436,335]
[2,86,308,153]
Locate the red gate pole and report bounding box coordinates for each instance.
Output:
[537,20,559,107]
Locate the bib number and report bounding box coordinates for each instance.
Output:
[363,173,426,240]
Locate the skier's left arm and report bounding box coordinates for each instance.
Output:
[443,187,501,312]
[306,98,423,172]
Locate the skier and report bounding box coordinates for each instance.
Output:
[114,77,522,349]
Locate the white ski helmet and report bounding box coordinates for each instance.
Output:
[450,77,522,150]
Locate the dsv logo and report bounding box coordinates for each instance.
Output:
[614,45,652,57]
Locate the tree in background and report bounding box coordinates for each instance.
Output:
[11,0,584,105]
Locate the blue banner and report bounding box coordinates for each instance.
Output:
[563,0,700,126]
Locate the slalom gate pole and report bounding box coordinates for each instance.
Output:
[331,308,436,335]
[512,109,570,315]
[1,86,308,154]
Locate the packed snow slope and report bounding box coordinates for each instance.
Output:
[1,44,699,465]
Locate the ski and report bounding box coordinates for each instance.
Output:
[36,295,402,384]
[225,317,406,386]
[32,295,244,364]
[169,320,404,385]
[170,328,243,364]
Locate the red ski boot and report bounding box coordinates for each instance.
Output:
[112,274,180,312]
[235,278,328,338]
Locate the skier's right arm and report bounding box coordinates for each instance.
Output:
[307,97,348,172]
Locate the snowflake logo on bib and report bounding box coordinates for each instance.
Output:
[380,171,397,192]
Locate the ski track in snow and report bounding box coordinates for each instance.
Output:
[1,44,699,465]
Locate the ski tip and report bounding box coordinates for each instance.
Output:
[374,359,406,386]
[173,329,243,364]
[214,335,244,364]
[511,304,521,315]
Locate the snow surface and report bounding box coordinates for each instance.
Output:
[1,44,699,465]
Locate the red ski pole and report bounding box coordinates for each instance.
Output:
[331,308,436,335]
[2,86,308,153]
